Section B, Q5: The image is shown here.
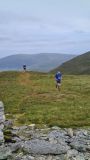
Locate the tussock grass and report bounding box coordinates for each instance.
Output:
[0,71,90,128]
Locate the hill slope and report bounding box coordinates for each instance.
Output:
[0,53,75,72]
[52,51,90,74]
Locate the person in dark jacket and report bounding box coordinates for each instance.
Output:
[23,64,26,72]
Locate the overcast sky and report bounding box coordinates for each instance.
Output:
[0,0,90,58]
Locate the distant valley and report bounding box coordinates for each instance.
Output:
[0,53,75,72]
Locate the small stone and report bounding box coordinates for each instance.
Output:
[51,126,60,130]
[67,128,73,137]
[28,124,35,130]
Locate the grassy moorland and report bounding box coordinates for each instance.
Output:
[0,71,90,128]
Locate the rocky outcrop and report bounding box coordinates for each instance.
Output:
[0,101,90,160]
[0,101,5,144]
[1,126,90,160]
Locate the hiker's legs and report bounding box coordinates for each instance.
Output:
[55,81,61,91]
[57,83,61,91]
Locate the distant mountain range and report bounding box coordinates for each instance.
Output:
[0,53,75,72]
[52,51,90,74]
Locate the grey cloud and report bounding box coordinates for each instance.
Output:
[0,36,11,42]
[0,0,90,58]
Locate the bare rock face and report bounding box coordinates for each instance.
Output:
[0,101,5,144]
[0,101,90,160]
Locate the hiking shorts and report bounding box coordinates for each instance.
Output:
[56,80,61,86]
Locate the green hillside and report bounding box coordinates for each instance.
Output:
[0,71,90,128]
[52,51,90,74]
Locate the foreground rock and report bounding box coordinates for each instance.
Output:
[1,126,90,160]
[0,101,5,144]
[0,101,90,160]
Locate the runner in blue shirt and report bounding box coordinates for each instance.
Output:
[55,71,62,91]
